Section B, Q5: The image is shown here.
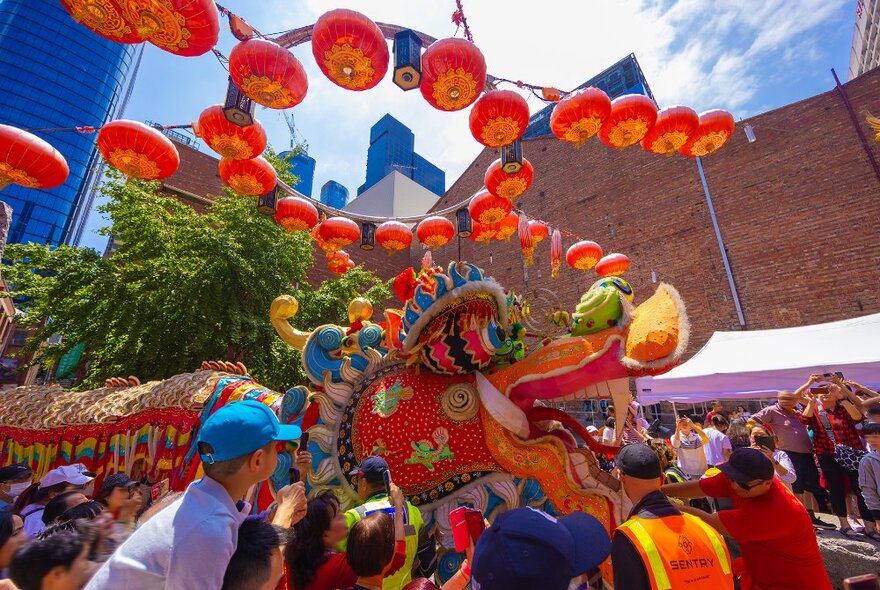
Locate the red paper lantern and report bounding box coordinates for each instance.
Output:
[596,253,630,277]
[97,120,179,180]
[311,9,389,91]
[469,221,496,243]
[119,0,219,56]
[416,216,455,249]
[599,94,658,149]
[274,196,319,232]
[550,87,611,145]
[679,110,736,157]
[484,158,533,200]
[641,106,699,155]
[315,217,360,252]
[420,38,487,111]
[529,220,548,244]
[195,105,267,160]
[375,221,413,253]
[58,0,144,43]
[468,90,529,148]
[0,124,69,191]
[519,214,535,266]
[327,250,355,274]
[468,189,512,226]
[229,39,308,109]
[219,156,276,196]
[493,211,519,241]
[566,241,603,271]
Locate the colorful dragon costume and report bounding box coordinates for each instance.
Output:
[0,260,687,582]
[271,260,689,580]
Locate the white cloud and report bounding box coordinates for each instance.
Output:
[78,0,847,250]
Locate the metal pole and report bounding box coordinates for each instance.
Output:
[831,68,880,184]
[697,157,746,329]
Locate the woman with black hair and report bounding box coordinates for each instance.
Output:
[0,509,26,573]
[41,491,89,526]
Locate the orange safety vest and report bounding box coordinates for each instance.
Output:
[615,513,734,590]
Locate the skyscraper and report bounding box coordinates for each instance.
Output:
[0,0,136,246]
[320,181,349,209]
[279,151,316,197]
[849,0,880,79]
[523,54,654,140]
[358,114,445,196]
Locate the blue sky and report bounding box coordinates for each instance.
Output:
[78,0,855,251]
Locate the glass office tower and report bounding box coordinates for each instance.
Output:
[320,180,349,209]
[279,150,316,198]
[0,0,135,245]
[357,114,445,196]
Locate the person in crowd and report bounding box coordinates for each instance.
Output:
[867,404,880,426]
[0,509,26,574]
[725,420,752,450]
[662,447,833,590]
[749,424,796,488]
[471,506,610,590]
[0,465,32,509]
[670,415,709,479]
[285,487,409,590]
[601,416,616,446]
[221,517,288,590]
[345,508,408,590]
[612,443,733,589]
[846,380,880,409]
[16,465,94,537]
[93,474,141,516]
[801,383,874,537]
[42,492,89,526]
[86,400,305,589]
[750,377,833,527]
[10,519,97,590]
[620,402,650,445]
[706,401,725,424]
[646,438,686,484]
[339,456,434,589]
[57,500,137,563]
[734,405,750,420]
[704,414,733,466]
[858,422,880,541]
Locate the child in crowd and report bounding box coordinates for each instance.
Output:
[670,415,709,479]
[221,517,289,590]
[858,422,880,539]
[86,400,303,589]
[749,424,797,488]
[10,519,97,590]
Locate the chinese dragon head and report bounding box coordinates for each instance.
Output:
[271,260,688,580]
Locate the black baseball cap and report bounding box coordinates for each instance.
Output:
[718,447,774,484]
[0,463,31,483]
[349,456,389,485]
[617,443,662,479]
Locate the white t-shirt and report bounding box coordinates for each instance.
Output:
[602,426,616,445]
[773,449,797,487]
[672,430,708,477]
[703,427,733,465]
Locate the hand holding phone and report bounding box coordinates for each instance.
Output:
[754,435,776,452]
[450,506,486,552]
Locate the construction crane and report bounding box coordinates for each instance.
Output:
[283,111,308,153]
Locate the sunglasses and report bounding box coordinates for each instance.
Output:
[734,479,768,491]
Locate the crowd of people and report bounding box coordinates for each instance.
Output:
[0,375,877,590]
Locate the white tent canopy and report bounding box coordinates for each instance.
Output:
[636,312,880,405]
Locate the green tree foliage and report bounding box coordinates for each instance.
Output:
[1,149,389,390]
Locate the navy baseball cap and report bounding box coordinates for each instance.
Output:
[718,447,774,484]
[472,507,611,590]
[349,456,389,485]
[198,400,302,463]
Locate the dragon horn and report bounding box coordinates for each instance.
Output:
[270,295,312,351]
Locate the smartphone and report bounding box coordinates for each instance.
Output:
[288,466,300,485]
[299,432,310,451]
[811,386,829,396]
[382,468,392,497]
[150,478,169,502]
[754,435,776,452]
[450,506,485,552]
[844,574,880,590]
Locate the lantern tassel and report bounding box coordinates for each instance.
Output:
[550,228,562,278]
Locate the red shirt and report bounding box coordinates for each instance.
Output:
[801,403,865,455]
[700,473,832,590]
[281,541,407,590]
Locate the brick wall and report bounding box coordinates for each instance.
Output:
[418,68,880,356]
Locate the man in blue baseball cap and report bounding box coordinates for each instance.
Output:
[471,506,611,590]
[88,400,304,590]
